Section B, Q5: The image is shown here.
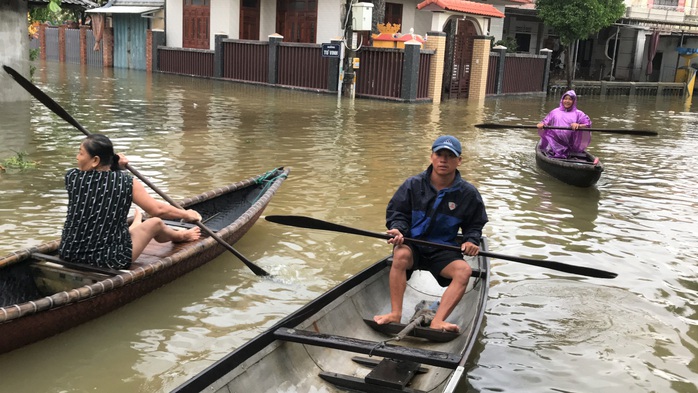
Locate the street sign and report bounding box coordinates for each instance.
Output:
[322,43,340,58]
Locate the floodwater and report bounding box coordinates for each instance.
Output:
[0,62,696,393]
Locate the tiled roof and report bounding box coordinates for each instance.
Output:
[29,0,98,7]
[112,0,164,5]
[417,0,506,18]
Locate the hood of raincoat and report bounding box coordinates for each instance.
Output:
[559,90,578,112]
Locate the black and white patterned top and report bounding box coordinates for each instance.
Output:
[58,168,134,269]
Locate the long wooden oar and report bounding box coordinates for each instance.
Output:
[3,65,270,277]
[474,123,658,136]
[265,215,618,279]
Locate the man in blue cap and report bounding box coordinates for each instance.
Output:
[374,135,488,332]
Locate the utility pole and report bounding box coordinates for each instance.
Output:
[342,1,356,98]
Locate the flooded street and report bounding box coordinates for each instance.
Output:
[0,62,696,392]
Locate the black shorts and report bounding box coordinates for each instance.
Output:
[404,244,464,287]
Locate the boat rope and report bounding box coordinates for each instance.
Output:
[251,169,288,205]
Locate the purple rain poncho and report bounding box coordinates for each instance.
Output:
[538,90,592,158]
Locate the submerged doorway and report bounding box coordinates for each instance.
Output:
[443,18,478,99]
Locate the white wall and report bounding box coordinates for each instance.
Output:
[260,0,277,39]
[0,0,29,102]
[210,0,239,44]
[317,0,342,43]
[165,0,183,47]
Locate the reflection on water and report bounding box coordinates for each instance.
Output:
[0,62,696,393]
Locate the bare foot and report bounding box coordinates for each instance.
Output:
[129,209,143,229]
[374,312,401,325]
[173,227,201,243]
[430,320,460,333]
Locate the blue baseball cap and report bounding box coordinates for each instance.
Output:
[432,135,461,156]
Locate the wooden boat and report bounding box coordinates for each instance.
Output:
[535,141,604,187]
[0,167,290,354]
[172,238,491,393]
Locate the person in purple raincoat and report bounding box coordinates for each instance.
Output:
[536,90,592,158]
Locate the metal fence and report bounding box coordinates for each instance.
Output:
[223,40,268,82]
[45,28,59,61]
[278,43,328,89]
[65,28,80,64]
[85,31,103,67]
[158,47,214,77]
[356,47,403,99]
[502,54,545,94]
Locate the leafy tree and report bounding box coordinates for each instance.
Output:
[536,0,625,88]
[494,37,518,53]
[29,0,81,25]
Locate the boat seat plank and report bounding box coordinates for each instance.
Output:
[352,356,428,374]
[31,253,120,276]
[362,319,460,342]
[365,358,422,389]
[273,327,461,369]
[319,372,427,393]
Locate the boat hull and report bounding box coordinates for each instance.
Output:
[0,167,289,354]
[535,142,603,187]
[173,238,491,393]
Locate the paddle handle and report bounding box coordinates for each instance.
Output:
[264,215,618,279]
[474,123,657,136]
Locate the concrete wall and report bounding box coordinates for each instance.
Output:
[0,0,29,102]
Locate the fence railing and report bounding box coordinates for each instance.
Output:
[158,47,214,77]
[223,40,268,82]
[157,35,433,101]
[487,50,548,96]
[46,28,59,61]
[503,55,546,94]
[549,81,686,96]
[36,26,553,101]
[278,43,327,90]
[37,26,104,67]
[356,47,403,99]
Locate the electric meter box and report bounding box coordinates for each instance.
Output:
[352,2,374,31]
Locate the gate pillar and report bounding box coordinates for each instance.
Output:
[468,36,490,101]
[425,31,446,104]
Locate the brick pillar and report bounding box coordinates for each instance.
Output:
[80,25,88,65]
[103,27,113,67]
[146,30,152,72]
[424,31,446,104]
[468,36,491,101]
[268,34,283,85]
[58,25,66,63]
[39,24,47,61]
[401,40,421,102]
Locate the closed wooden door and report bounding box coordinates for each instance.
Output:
[240,0,260,40]
[183,0,210,49]
[276,0,317,43]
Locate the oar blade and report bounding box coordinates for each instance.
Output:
[265,215,390,240]
[480,251,617,279]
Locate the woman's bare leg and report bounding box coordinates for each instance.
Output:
[129,208,143,230]
[130,218,201,261]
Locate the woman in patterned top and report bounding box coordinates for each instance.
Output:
[58,134,201,269]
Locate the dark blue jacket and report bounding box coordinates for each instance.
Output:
[386,165,488,246]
